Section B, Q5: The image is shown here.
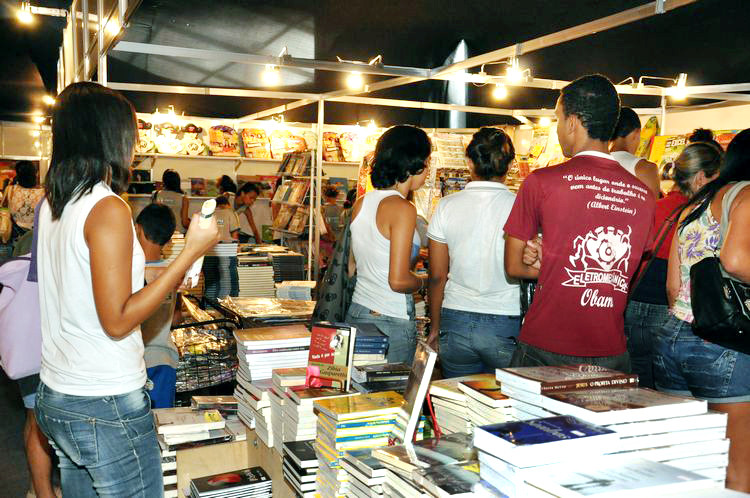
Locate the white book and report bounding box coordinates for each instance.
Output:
[694,467,727,481]
[501,384,544,406]
[431,397,468,416]
[663,453,729,472]
[614,427,726,453]
[541,388,707,425]
[524,455,719,497]
[606,411,727,438]
[396,342,437,444]
[154,408,225,435]
[625,439,730,464]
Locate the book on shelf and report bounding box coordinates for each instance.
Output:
[306,322,358,391]
[396,342,437,443]
[287,206,309,234]
[273,205,295,229]
[352,363,411,384]
[153,408,225,435]
[523,455,718,498]
[473,415,620,468]
[541,387,708,425]
[496,365,639,394]
[272,180,292,202]
[314,390,403,421]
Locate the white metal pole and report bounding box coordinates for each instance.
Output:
[660,96,668,135]
[310,99,324,281]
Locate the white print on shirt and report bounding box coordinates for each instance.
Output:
[563,226,633,309]
[562,173,649,215]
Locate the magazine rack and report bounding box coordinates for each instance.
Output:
[172,317,239,394]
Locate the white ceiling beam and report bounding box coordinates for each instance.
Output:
[682,83,750,94]
[108,82,320,100]
[328,95,516,116]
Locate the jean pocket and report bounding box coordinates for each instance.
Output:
[121,409,157,442]
[40,414,99,466]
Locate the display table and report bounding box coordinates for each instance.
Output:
[176,431,294,497]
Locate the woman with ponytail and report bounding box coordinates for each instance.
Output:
[345,125,430,364]
[426,128,520,376]
[656,129,750,492]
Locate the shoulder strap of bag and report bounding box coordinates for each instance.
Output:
[26,199,43,283]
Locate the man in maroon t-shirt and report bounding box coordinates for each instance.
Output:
[504,74,655,370]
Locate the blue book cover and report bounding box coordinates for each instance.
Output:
[335,418,397,429]
[478,416,614,448]
[354,323,388,343]
[354,346,387,354]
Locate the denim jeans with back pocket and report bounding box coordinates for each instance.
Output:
[346,297,417,364]
[35,382,163,497]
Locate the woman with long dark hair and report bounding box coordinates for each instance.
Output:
[34,82,218,497]
[656,129,750,492]
[345,125,430,364]
[153,169,189,232]
[426,128,521,376]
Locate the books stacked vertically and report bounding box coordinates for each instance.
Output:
[240,379,275,448]
[270,367,306,449]
[237,254,275,298]
[496,365,638,421]
[428,374,496,435]
[234,325,311,382]
[473,416,621,496]
[458,377,514,429]
[352,323,389,367]
[352,362,410,394]
[340,449,387,498]
[189,466,272,498]
[523,455,719,498]
[275,280,316,300]
[283,387,357,443]
[314,391,405,497]
[160,445,178,498]
[271,252,306,282]
[283,440,318,498]
[206,242,239,257]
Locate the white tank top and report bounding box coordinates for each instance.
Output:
[611,150,640,177]
[38,182,147,396]
[350,190,420,320]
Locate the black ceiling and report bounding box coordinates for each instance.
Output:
[3,0,750,127]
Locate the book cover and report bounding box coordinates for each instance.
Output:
[154,409,225,435]
[314,391,403,421]
[190,177,206,196]
[288,387,358,405]
[327,177,349,198]
[273,205,295,229]
[284,440,318,468]
[287,207,309,234]
[353,379,408,394]
[234,324,310,345]
[353,323,388,343]
[398,342,438,443]
[458,379,509,408]
[429,373,496,403]
[373,432,475,473]
[352,363,410,384]
[306,322,357,390]
[190,466,271,494]
[474,416,615,452]
[496,365,638,394]
[343,448,387,478]
[413,461,480,497]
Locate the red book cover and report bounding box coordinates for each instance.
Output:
[306,322,357,391]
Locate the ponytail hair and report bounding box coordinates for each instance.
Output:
[465,127,515,180]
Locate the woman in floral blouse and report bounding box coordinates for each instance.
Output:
[657,129,750,492]
[4,161,44,238]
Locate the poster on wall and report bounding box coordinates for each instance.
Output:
[636,116,660,158]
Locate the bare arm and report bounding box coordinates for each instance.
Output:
[427,239,449,349]
[382,197,424,293]
[505,235,540,280]
[666,219,683,308]
[87,197,219,339]
[243,208,261,242]
[635,159,660,199]
[720,187,750,282]
[181,196,191,230]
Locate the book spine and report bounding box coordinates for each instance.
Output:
[335,419,397,429]
[243,345,310,354]
[539,374,639,392]
[353,348,387,354]
[360,370,410,380]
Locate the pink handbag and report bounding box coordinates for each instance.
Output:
[0,256,41,379]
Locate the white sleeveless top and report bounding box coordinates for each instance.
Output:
[350,190,420,320]
[611,150,640,176]
[38,182,147,396]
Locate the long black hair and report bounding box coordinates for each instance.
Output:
[162,169,183,193]
[680,128,750,229]
[46,82,137,220]
[370,125,431,189]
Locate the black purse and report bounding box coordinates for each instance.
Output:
[690,181,750,354]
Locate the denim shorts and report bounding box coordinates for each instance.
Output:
[35,382,163,497]
[654,315,750,403]
[346,300,417,364]
[438,308,519,378]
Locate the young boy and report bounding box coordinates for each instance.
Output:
[135,203,179,408]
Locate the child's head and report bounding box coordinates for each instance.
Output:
[324,186,339,202]
[135,203,176,248]
[215,195,231,209]
[238,182,260,206]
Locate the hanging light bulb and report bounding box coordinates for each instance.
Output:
[33,116,45,124]
[668,73,688,100]
[346,71,364,90]
[492,83,508,100]
[367,119,377,130]
[538,116,552,128]
[42,95,56,106]
[506,57,524,84]
[16,3,33,24]
[262,65,281,86]
[105,17,121,36]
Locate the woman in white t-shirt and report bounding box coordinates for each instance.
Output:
[345,126,430,364]
[34,82,218,497]
[426,128,521,377]
[152,168,189,232]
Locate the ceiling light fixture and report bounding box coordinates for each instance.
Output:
[105,17,121,36]
[506,57,527,84]
[346,71,364,90]
[261,65,281,86]
[42,95,56,106]
[669,73,688,100]
[492,83,508,100]
[16,2,33,24]
[538,116,552,128]
[33,116,45,124]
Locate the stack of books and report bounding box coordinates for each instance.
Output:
[351,362,410,394]
[496,365,729,485]
[283,440,318,498]
[271,252,306,282]
[283,387,357,444]
[428,374,495,435]
[275,280,316,300]
[352,323,389,367]
[237,379,275,447]
[237,254,275,298]
[160,445,178,498]
[234,325,311,383]
[457,377,514,429]
[313,391,405,498]
[189,466,272,498]
[268,368,307,451]
[191,395,239,418]
[206,242,239,258]
[153,407,228,449]
[340,449,388,498]
[473,415,621,496]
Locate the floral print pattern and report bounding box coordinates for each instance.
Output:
[673,206,720,322]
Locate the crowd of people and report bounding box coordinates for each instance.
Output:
[0,71,748,497]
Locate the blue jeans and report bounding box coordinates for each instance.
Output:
[35,383,163,497]
[346,299,417,364]
[438,308,520,378]
[624,300,670,389]
[654,315,750,403]
[510,341,631,371]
